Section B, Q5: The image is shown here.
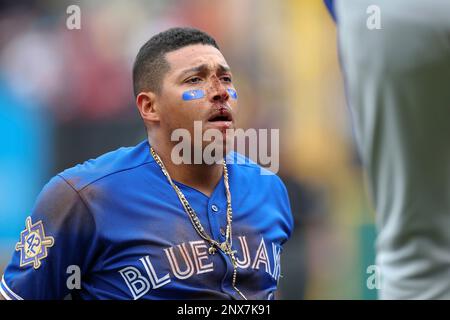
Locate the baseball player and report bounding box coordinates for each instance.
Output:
[0,27,293,300]
[326,0,450,298]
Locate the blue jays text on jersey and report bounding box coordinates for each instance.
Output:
[0,140,293,300]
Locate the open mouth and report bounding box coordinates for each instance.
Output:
[208,114,232,122]
[208,110,233,122]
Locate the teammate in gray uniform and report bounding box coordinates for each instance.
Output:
[333,0,450,299]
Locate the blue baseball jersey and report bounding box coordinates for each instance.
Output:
[1,140,293,300]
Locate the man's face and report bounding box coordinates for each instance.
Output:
[155,44,237,153]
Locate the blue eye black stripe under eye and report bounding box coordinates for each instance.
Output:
[182,90,205,101]
[227,89,238,100]
[181,89,238,101]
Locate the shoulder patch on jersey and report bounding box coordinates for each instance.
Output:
[15,216,55,269]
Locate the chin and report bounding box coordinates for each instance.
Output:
[200,139,233,163]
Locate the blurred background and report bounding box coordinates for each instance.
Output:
[0,0,376,299]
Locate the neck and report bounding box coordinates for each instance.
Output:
[149,137,223,197]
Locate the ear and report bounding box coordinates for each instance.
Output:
[136,91,160,123]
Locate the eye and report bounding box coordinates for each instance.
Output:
[186,77,202,84]
[221,76,232,83]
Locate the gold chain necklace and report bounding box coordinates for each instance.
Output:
[150,146,247,300]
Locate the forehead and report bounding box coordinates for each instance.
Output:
[164,44,229,75]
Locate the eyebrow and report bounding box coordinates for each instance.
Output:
[179,64,231,77]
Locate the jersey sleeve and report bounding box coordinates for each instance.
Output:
[275,176,295,244]
[0,175,97,300]
[324,0,337,22]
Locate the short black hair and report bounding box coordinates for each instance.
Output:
[132,27,220,97]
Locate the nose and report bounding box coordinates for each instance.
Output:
[209,77,229,103]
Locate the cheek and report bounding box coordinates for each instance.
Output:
[161,91,205,128]
[230,98,238,115]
